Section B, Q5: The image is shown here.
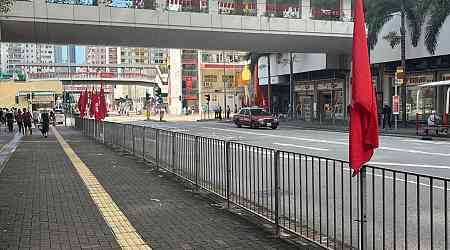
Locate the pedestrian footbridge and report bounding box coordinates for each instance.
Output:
[1,0,353,54]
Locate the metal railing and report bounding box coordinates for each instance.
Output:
[74,117,449,250]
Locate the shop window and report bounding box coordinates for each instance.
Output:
[311,0,340,20]
[265,0,301,18]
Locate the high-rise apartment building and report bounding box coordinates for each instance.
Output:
[86,46,108,65]
[0,43,55,73]
[119,47,149,65]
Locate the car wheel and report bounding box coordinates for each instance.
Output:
[236,122,241,128]
[271,125,278,130]
[250,122,255,129]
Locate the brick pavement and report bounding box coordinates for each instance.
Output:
[0,126,322,250]
[0,130,120,250]
[60,127,319,250]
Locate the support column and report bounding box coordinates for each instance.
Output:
[257,0,266,17]
[209,0,219,14]
[301,0,311,19]
[340,0,352,20]
[156,0,167,10]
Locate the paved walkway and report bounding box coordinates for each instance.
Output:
[0,127,317,249]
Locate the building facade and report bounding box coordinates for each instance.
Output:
[370,13,450,121]
[0,43,55,73]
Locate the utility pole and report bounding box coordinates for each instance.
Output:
[400,0,407,127]
[267,55,271,113]
[223,51,227,118]
[289,52,294,119]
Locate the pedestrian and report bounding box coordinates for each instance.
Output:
[218,106,223,120]
[16,109,24,135]
[0,108,4,126]
[382,104,392,129]
[40,111,50,138]
[33,110,40,128]
[234,104,238,114]
[226,105,231,119]
[23,108,33,135]
[50,110,55,126]
[5,109,14,133]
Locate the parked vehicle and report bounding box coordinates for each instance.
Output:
[54,109,65,124]
[233,107,279,129]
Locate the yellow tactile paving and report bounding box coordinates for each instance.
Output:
[52,127,152,250]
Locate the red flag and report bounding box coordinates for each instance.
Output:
[349,0,379,176]
[80,89,88,118]
[96,85,108,121]
[90,89,97,118]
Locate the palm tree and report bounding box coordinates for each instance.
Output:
[425,0,450,55]
[365,0,431,127]
[244,52,272,111]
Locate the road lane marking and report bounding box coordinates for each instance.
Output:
[273,143,329,151]
[368,161,450,170]
[52,127,152,250]
[204,127,450,157]
[203,127,348,145]
[379,146,450,157]
[400,139,450,145]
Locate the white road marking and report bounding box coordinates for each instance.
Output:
[400,139,450,145]
[205,127,450,157]
[368,161,450,170]
[273,143,329,151]
[379,146,450,157]
[203,127,348,145]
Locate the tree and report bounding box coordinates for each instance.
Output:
[425,0,450,55]
[365,0,430,127]
[0,0,15,14]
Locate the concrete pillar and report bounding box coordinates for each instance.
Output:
[301,0,311,19]
[168,49,183,115]
[156,0,167,10]
[257,0,266,16]
[340,0,352,20]
[209,0,219,14]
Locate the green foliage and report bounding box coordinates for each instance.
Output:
[365,0,450,55]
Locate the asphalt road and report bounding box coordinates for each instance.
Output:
[129,120,450,179]
[115,119,449,250]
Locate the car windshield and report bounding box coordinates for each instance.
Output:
[250,109,270,116]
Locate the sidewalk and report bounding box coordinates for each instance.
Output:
[0,127,318,249]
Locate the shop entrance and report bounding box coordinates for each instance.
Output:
[297,94,314,121]
[318,89,344,123]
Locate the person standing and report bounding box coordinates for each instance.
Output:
[23,108,33,135]
[50,110,55,126]
[5,109,14,133]
[226,105,231,119]
[16,109,24,135]
[218,106,223,120]
[40,111,50,138]
[234,104,238,114]
[382,104,392,129]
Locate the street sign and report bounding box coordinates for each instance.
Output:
[392,95,400,115]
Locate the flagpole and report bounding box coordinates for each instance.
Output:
[359,166,368,250]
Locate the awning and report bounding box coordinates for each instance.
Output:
[418,80,450,87]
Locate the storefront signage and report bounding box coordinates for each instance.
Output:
[295,84,314,91]
[317,81,343,90]
[392,95,400,115]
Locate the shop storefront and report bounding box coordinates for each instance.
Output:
[295,78,345,122]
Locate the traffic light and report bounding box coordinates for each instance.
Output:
[205,94,210,102]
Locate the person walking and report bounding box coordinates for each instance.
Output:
[226,105,231,119]
[33,110,40,128]
[50,110,55,126]
[218,106,223,120]
[16,109,24,135]
[40,111,50,138]
[5,109,14,133]
[23,108,33,135]
[382,104,392,129]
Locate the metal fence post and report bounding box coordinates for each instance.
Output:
[155,129,159,170]
[226,141,231,208]
[194,136,199,190]
[142,126,146,161]
[274,150,281,237]
[123,125,126,151]
[360,166,368,250]
[132,125,135,155]
[171,131,175,172]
